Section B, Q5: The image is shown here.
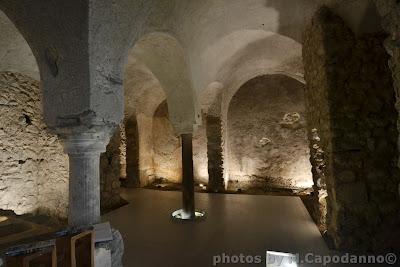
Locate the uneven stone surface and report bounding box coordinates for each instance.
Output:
[94,247,112,267]
[151,101,208,184]
[227,74,313,191]
[303,7,400,251]
[0,72,123,219]
[0,72,68,218]
[308,128,328,230]
[100,128,123,212]
[374,0,400,169]
[152,102,182,183]
[124,116,141,187]
[95,228,124,267]
[119,123,127,180]
[206,115,224,192]
[110,229,124,267]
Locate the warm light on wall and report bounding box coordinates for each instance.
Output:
[194,163,209,183]
[227,156,313,189]
[282,157,313,188]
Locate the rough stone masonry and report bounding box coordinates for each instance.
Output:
[303,7,400,251]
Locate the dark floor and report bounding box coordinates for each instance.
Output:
[104,188,330,267]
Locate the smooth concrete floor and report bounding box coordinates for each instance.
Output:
[103,189,393,267]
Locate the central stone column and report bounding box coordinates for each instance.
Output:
[181,133,195,219]
[61,130,111,227]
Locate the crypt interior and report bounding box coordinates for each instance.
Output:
[0,0,400,266]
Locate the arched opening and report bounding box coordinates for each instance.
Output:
[0,8,125,232]
[121,32,201,191]
[0,11,39,79]
[3,1,400,265]
[225,74,313,193]
[0,72,69,219]
[143,100,208,189]
[0,11,70,222]
[152,101,182,185]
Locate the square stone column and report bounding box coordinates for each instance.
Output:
[206,116,225,192]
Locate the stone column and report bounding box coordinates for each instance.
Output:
[61,130,110,227]
[137,114,156,186]
[125,117,140,187]
[181,133,195,219]
[206,115,225,192]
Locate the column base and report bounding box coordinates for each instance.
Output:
[171,209,206,222]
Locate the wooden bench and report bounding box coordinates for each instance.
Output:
[5,246,56,267]
[5,230,94,267]
[56,230,94,267]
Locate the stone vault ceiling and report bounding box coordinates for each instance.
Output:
[0,0,382,131]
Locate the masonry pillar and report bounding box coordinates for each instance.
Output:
[303,6,400,251]
[206,115,225,192]
[137,114,156,186]
[181,133,195,219]
[61,130,110,227]
[125,117,140,187]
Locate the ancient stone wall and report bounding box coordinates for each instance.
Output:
[193,115,208,184]
[119,123,127,180]
[226,75,313,191]
[100,127,123,211]
[151,101,208,185]
[206,115,224,192]
[303,7,400,251]
[0,72,68,218]
[152,102,182,183]
[0,72,123,218]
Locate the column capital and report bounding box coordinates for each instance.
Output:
[55,125,114,155]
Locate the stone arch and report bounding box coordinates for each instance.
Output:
[0,10,124,218]
[0,11,39,79]
[225,74,312,192]
[122,32,203,187]
[123,51,166,187]
[0,11,70,218]
[128,32,200,134]
[0,72,69,218]
[198,31,304,190]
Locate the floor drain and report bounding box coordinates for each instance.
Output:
[171,209,205,221]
